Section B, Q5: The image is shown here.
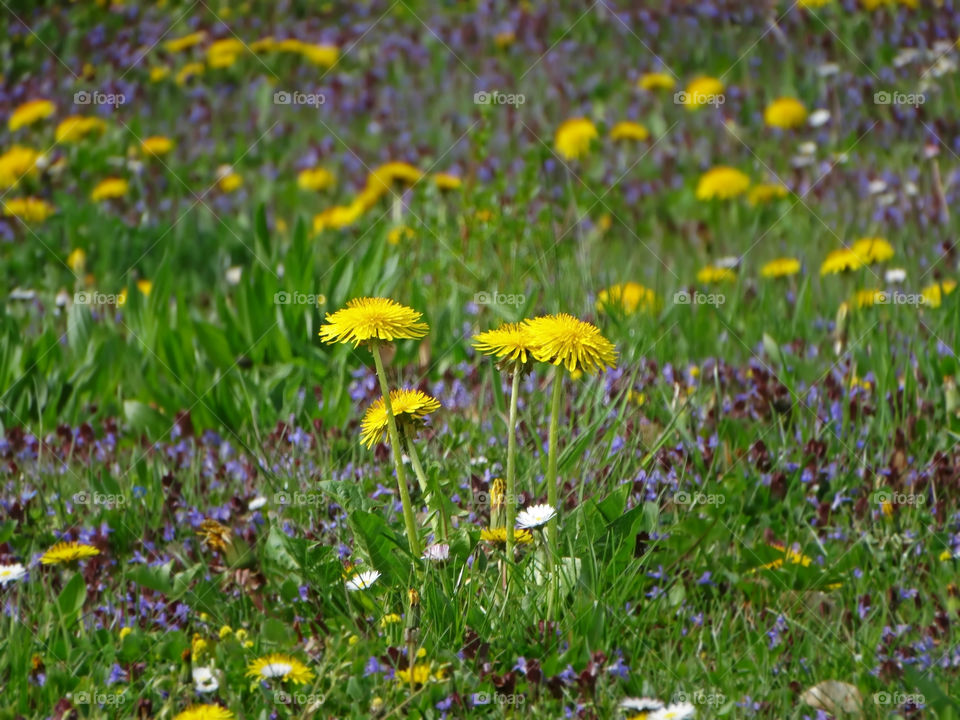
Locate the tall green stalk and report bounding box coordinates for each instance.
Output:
[545,369,564,618]
[370,343,421,558]
[406,437,448,542]
[504,369,522,573]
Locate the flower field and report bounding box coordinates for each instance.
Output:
[1,1,960,718]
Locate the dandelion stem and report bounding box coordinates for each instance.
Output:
[545,368,564,618]
[504,369,521,577]
[371,343,421,558]
[405,436,448,542]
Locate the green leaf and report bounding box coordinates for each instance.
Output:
[57,573,86,625]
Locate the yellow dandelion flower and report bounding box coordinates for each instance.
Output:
[760,258,801,278]
[297,167,335,192]
[0,145,41,189]
[637,72,676,91]
[149,66,171,82]
[319,297,429,347]
[365,161,423,197]
[90,177,129,202]
[118,627,133,640]
[55,116,107,143]
[207,38,245,65]
[312,200,367,232]
[473,322,538,366]
[250,37,276,53]
[176,62,206,86]
[596,282,660,314]
[196,519,231,552]
[380,613,402,627]
[40,541,100,565]
[494,31,516,48]
[299,43,339,67]
[67,248,86,272]
[799,0,833,6]
[433,172,462,191]
[137,279,153,296]
[853,288,885,308]
[696,265,737,283]
[3,197,56,224]
[683,76,725,109]
[524,314,618,374]
[609,121,650,142]
[395,663,446,685]
[554,117,598,160]
[480,527,533,545]
[696,166,750,200]
[246,653,315,684]
[764,97,808,129]
[851,237,894,264]
[748,183,790,206]
[757,542,813,571]
[172,704,234,720]
[218,172,243,193]
[141,136,174,157]
[360,389,441,448]
[9,99,55,132]
[164,31,207,54]
[820,248,863,275]
[922,280,957,308]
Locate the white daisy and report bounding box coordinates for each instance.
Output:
[885,268,907,284]
[422,543,450,562]
[620,696,665,712]
[714,255,740,270]
[650,702,696,720]
[345,570,381,592]
[816,62,840,77]
[192,666,219,693]
[0,563,26,586]
[867,179,888,195]
[248,496,267,511]
[516,504,557,529]
[808,109,830,128]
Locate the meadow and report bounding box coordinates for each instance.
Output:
[1,1,959,718]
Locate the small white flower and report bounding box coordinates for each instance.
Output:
[650,702,697,720]
[904,181,919,197]
[868,179,888,195]
[248,496,267,511]
[893,48,922,68]
[345,570,381,591]
[797,141,817,156]
[225,266,243,285]
[422,543,450,562]
[885,268,907,284]
[516,504,557,529]
[620,697,665,712]
[0,563,26,586]
[808,109,831,128]
[876,192,897,207]
[817,62,840,77]
[470,455,488,466]
[192,666,219,693]
[714,256,740,269]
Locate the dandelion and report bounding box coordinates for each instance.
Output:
[696,166,750,200]
[0,145,41,189]
[748,183,790,206]
[596,282,660,314]
[387,225,414,245]
[297,167,335,192]
[90,178,129,202]
[172,705,234,720]
[141,136,174,157]
[525,314,617,375]
[164,31,207,53]
[320,297,428,347]
[395,663,446,685]
[55,116,107,143]
[851,237,894,264]
[67,248,86,272]
[196,519,231,552]
[433,172,462,191]
[3,197,56,224]
[555,118,598,160]
[149,66,171,82]
[345,570,381,591]
[480,527,533,545]
[0,563,26,586]
[246,653,315,684]
[764,97,808,129]
[610,121,650,142]
[922,280,956,308]
[760,258,801,278]
[637,72,676,91]
[9,99,55,131]
[696,265,736,284]
[757,542,813,571]
[683,76,724,109]
[820,248,862,275]
[359,388,439,448]
[853,289,885,308]
[176,62,206,85]
[516,504,557,529]
[217,170,243,193]
[40,541,100,565]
